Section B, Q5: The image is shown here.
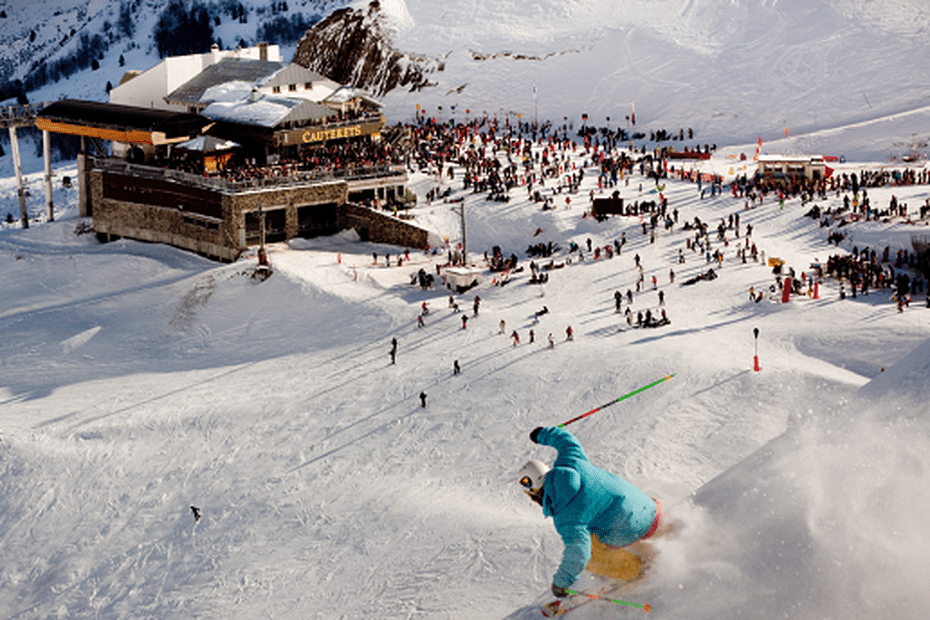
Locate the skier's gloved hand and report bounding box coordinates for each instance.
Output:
[551,583,568,598]
[530,427,544,444]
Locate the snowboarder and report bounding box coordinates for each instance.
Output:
[419,392,427,408]
[453,359,461,375]
[191,505,202,522]
[519,426,663,598]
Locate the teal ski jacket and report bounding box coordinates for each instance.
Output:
[535,426,656,588]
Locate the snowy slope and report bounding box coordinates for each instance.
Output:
[377,0,930,160]
[2,129,930,618]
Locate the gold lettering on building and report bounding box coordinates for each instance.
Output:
[302,125,364,143]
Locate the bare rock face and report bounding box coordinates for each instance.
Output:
[292,1,442,97]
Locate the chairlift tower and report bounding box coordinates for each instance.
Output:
[1,102,53,228]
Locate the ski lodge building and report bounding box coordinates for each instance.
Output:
[757,154,827,181]
[33,44,421,262]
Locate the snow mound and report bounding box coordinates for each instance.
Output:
[640,338,930,620]
[856,337,930,409]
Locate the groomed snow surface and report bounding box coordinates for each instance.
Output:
[2,145,930,618]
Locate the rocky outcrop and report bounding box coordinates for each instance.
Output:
[292,1,442,97]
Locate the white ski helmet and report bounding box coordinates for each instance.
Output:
[518,459,550,496]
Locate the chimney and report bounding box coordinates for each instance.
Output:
[258,42,268,61]
[250,89,261,103]
[210,43,220,65]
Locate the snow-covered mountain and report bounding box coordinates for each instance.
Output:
[293,2,442,96]
[371,0,930,158]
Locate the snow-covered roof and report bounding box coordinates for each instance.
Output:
[261,63,332,89]
[201,95,334,128]
[324,86,382,108]
[757,154,824,163]
[165,59,286,106]
[175,135,240,152]
[200,81,255,104]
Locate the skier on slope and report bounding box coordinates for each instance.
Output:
[518,426,663,598]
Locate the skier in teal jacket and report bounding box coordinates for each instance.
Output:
[519,426,660,597]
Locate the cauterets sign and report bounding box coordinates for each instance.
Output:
[277,118,384,147]
[303,125,363,142]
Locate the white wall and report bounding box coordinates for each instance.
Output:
[111,45,282,111]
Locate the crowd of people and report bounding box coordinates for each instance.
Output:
[362,110,930,416]
[826,245,926,301]
[212,140,404,185]
[154,127,405,192]
[160,107,930,336]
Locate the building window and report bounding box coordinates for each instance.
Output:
[289,83,297,92]
[305,82,312,89]
[273,86,281,94]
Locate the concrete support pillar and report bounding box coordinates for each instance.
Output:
[43,129,54,222]
[78,135,91,218]
[8,125,28,229]
[77,153,88,217]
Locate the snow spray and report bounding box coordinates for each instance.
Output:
[565,589,651,612]
[557,374,674,428]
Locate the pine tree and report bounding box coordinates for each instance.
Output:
[118,1,135,38]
